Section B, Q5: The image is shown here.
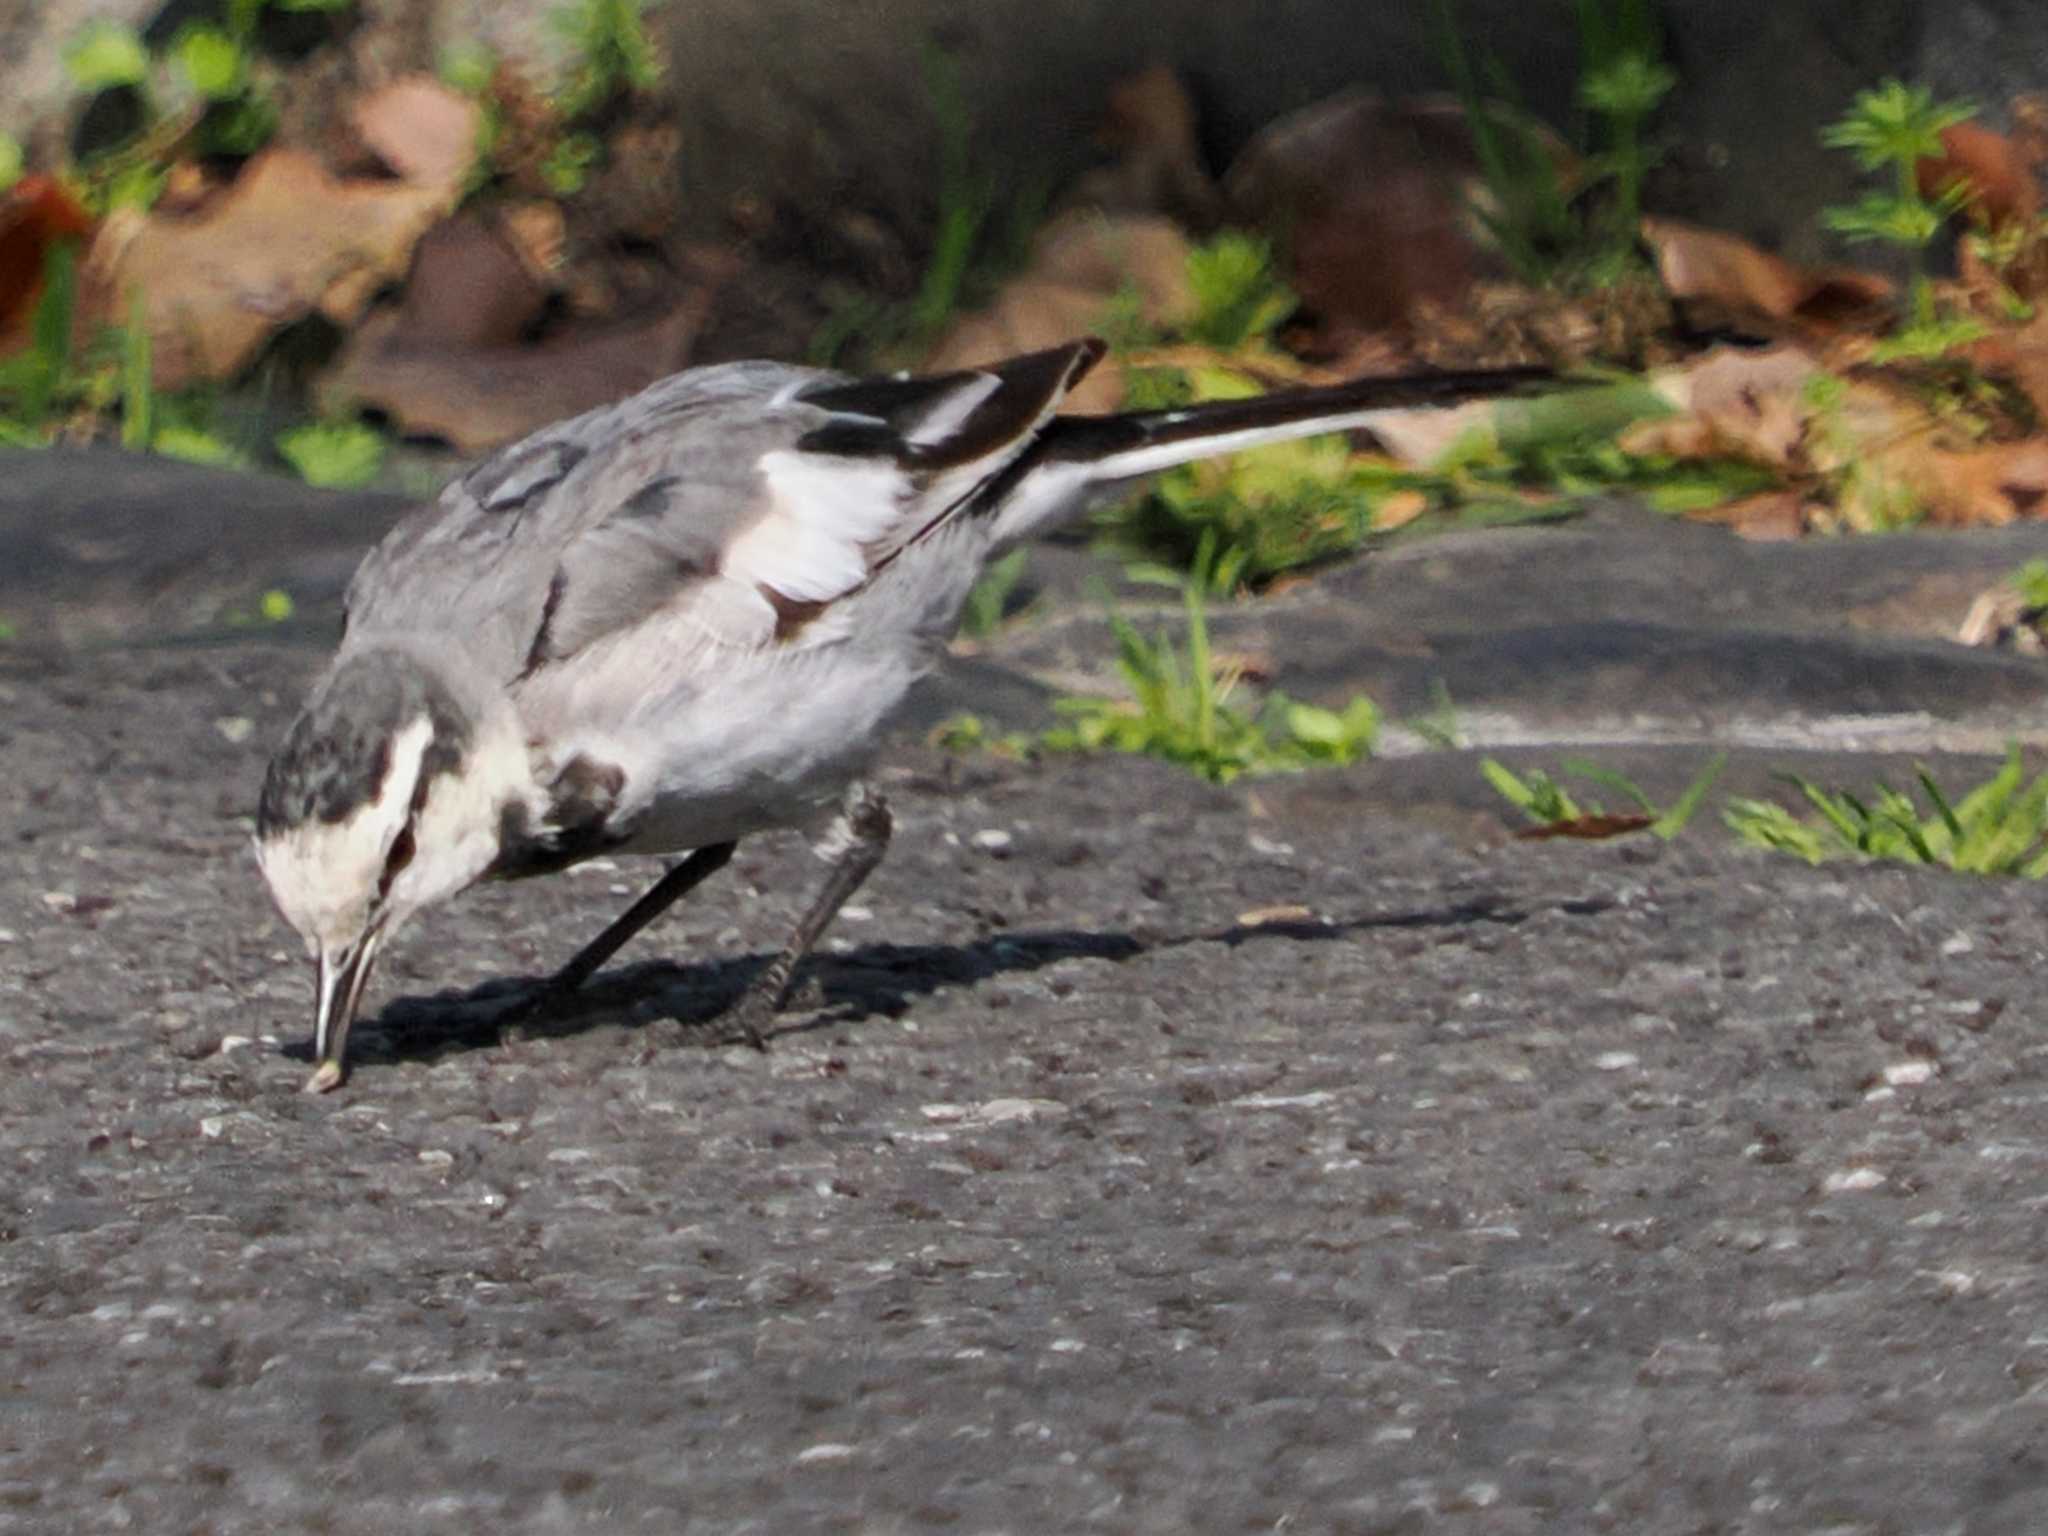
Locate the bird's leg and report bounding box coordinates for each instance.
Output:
[727,782,892,1049]
[543,839,739,999]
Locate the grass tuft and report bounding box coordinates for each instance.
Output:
[1725,748,2048,875]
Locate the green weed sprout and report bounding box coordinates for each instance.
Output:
[940,535,1378,784]
[2012,559,2048,614]
[1040,541,1378,783]
[1575,0,1675,278]
[276,420,387,489]
[1821,81,1985,364]
[1436,0,1673,288]
[1483,753,1723,839]
[550,0,663,120]
[1726,747,2048,875]
[1183,233,1297,350]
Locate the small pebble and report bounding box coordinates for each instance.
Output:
[1235,904,1316,929]
[970,828,1012,852]
[795,1444,855,1465]
[1594,1051,1639,1071]
[1824,1167,1886,1194]
[1883,1060,1936,1086]
[1940,932,1974,957]
[213,716,255,745]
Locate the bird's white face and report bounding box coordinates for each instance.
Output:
[257,715,438,1092]
[258,678,544,1092]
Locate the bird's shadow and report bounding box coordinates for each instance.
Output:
[299,891,1578,1071]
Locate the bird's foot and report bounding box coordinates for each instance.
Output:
[724,985,780,1052]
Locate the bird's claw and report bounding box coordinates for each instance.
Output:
[725,989,778,1052]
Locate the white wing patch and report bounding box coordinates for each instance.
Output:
[724,451,912,603]
[1071,416,1377,482]
[903,371,1002,447]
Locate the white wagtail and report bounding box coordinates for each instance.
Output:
[258,337,1544,1091]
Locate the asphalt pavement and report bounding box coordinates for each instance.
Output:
[5,456,2048,1532]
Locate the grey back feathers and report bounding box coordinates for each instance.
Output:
[338,341,1111,691]
[330,338,1545,728]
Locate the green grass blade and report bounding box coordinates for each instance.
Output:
[1651,752,1726,839]
[1481,757,1539,813]
[1562,757,1658,814]
[1916,765,1962,842]
[1792,776,1866,850]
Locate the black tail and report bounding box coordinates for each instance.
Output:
[1028,362,1552,475]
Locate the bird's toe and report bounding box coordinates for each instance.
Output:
[724,990,779,1052]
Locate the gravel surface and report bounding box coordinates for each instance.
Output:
[6,641,2048,1534]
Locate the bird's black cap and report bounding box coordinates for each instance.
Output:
[258,651,473,837]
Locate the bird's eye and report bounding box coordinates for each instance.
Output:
[378,821,418,899]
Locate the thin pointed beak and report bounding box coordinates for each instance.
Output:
[307,930,383,1094]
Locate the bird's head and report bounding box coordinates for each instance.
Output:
[256,647,527,1093]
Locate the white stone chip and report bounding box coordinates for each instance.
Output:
[922,1098,1067,1127]
[1235,1090,1335,1110]
[796,1443,856,1464]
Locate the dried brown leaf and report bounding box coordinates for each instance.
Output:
[1642,216,1892,330]
[1887,438,2048,527]
[1685,490,1810,541]
[920,212,1194,412]
[85,145,472,387]
[1369,488,1430,531]
[1516,814,1654,842]
[0,176,95,356]
[393,215,549,350]
[1360,397,1498,468]
[321,256,732,453]
[1225,91,1528,335]
[348,76,480,190]
[1629,344,1826,470]
[1918,119,2042,228]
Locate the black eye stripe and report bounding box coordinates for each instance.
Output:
[376,742,442,901]
[377,822,418,900]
